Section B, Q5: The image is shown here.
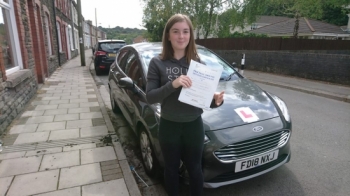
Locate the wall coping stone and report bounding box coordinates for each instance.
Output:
[5,69,33,88]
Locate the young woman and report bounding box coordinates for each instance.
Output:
[146,14,224,196]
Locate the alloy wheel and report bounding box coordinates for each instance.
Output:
[140,131,153,171]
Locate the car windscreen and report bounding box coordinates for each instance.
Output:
[99,42,126,52]
[140,48,236,80]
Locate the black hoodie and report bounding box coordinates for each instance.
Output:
[146,56,218,122]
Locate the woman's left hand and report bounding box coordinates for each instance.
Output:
[214,91,224,106]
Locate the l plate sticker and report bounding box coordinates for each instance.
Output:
[234,107,259,123]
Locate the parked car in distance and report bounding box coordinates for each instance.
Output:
[92,39,126,75]
[108,42,292,188]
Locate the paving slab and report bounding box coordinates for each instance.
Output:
[7,170,59,196]
[80,126,108,137]
[82,179,129,196]
[63,143,96,152]
[0,176,14,196]
[49,100,70,105]
[53,93,71,97]
[48,129,80,140]
[0,156,42,177]
[14,132,50,144]
[35,105,58,111]
[34,187,81,196]
[31,101,50,105]
[60,95,80,100]
[58,103,80,109]
[21,110,45,117]
[25,147,62,156]
[0,151,26,160]
[79,95,97,99]
[43,109,68,116]
[59,163,102,189]
[37,122,66,132]
[54,114,79,122]
[69,98,89,103]
[68,107,90,114]
[37,94,53,97]
[41,97,61,101]
[80,112,103,120]
[40,151,80,171]
[67,119,93,129]
[8,124,38,134]
[80,102,99,108]
[26,116,54,124]
[81,146,117,164]
[46,90,63,94]
[71,92,88,96]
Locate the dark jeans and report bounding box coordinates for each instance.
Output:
[159,116,204,196]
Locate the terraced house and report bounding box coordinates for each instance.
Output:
[0,0,103,134]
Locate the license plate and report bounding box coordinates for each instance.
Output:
[108,53,116,57]
[235,150,279,172]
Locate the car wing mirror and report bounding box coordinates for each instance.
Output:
[118,77,134,89]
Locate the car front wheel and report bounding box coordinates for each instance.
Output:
[139,128,161,178]
[110,89,121,113]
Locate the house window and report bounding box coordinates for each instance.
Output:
[56,21,62,52]
[1,0,23,75]
[251,23,258,30]
[44,13,52,55]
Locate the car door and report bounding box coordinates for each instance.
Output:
[109,48,133,124]
[123,51,148,128]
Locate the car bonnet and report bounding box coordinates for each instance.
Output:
[201,78,280,131]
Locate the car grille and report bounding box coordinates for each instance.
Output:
[214,130,290,162]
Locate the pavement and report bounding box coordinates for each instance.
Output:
[0,50,349,196]
[0,50,141,196]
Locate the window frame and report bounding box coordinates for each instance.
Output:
[1,0,23,75]
[56,21,62,52]
[44,12,52,55]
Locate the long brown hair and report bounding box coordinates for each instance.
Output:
[160,14,199,64]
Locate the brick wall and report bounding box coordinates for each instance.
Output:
[55,0,78,62]
[41,0,59,74]
[0,0,39,134]
[214,50,350,86]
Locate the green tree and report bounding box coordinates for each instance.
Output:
[237,0,350,38]
[141,0,235,40]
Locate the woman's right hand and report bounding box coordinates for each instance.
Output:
[172,75,192,88]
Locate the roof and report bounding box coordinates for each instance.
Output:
[250,17,347,35]
[254,16,291,24]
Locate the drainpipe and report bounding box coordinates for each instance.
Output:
[52,0,61,67]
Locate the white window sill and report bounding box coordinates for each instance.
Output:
[5,69,32,88]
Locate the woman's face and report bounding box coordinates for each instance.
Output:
[168,21,190,52]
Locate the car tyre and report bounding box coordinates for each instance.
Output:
[95,67,102,76]
[139,128,161,178]
[110,89,121,113]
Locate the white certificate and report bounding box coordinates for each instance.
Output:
[178,60,223,109]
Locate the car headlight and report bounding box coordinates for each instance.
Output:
[204,134,210,144]
[267,92,291,122]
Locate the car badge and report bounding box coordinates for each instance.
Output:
[252,126,264,132]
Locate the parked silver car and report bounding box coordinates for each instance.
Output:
[108,42,292,188]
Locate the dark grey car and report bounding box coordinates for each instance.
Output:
[108,42,292,188]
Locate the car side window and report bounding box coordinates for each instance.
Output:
[125,52,145,90]
[117,49,129,71]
